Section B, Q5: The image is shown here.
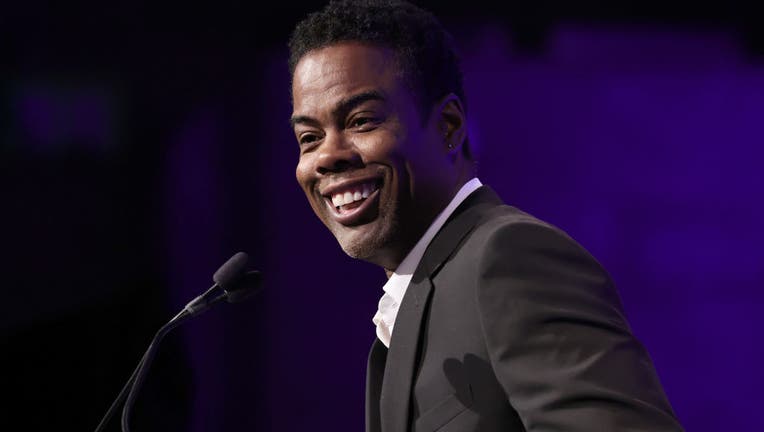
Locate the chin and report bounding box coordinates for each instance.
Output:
[335,218,398,264]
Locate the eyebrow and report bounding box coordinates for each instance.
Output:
[289,90,386,129]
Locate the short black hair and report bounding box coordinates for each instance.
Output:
[288,0,466,120]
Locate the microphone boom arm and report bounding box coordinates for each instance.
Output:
[93,252,261,432]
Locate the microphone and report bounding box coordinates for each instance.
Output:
[94,252,262,432]
[182,251,251,316]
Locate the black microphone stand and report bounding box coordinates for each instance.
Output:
[94,253,260,432]
[95,299,219,432]
[121,306,210,432]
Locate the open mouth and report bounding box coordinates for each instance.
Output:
[322,178,382,224]
[331,181,379,212]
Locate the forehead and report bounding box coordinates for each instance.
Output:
[291,43,402,114]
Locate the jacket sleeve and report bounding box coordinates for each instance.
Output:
[475,220,683,431]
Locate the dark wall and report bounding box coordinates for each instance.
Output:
[2,1,762,430]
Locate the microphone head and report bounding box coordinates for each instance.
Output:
[213,252,249,288]
[225,270,263,303]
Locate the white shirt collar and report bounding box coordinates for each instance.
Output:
[372,178,483,347]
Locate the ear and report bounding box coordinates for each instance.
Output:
[436,93,467,154]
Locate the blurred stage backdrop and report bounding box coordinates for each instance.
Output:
[2,1,762,430]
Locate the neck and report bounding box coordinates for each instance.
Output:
[377,174,475,278]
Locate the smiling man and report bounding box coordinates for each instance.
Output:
[289,1,683,431]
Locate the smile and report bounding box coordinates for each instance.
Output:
[321,178,382,225]
[331,181,378,209]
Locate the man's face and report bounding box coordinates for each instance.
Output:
[292,42,456,270]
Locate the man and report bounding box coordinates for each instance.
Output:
[288,1,683,431]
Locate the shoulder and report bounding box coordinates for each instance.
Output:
[467,204,599,269]
[461,203,627,323]
[455,205,681,430]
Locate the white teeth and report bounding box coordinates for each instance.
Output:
[329,181,379,208]
[332,195,343,207]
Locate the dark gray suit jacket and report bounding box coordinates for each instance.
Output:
[365,186,682,432]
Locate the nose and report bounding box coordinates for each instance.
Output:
[315,132,362,175]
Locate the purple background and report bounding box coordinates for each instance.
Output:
[2,2,762,430]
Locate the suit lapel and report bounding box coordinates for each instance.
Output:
[379,273,433,432]
[378,186,503,432]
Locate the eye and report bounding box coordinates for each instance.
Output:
[348,115,380,130]
[350,117,371,127]
[299,133,319,144]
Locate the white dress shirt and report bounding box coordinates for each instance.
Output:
[372,178,483,348]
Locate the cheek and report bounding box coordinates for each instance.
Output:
[408,129,443,165]
[356,128,404,164]
[295,158,312,191]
